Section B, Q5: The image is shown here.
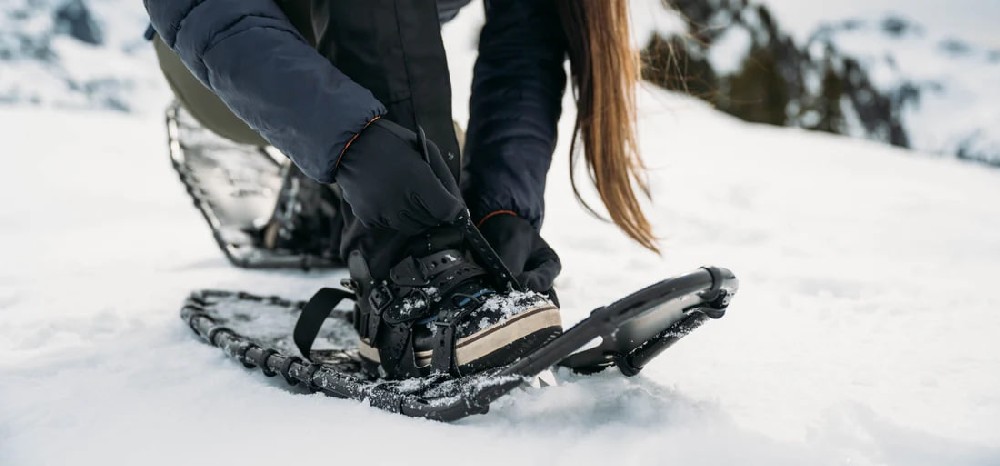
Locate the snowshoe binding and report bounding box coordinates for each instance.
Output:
[341,238,562,379]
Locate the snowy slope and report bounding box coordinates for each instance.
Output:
[3,3,1000,466]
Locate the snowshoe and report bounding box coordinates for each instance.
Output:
[179,215,739,421]
[166,102,343,269]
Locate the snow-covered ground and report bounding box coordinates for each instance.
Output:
[3,3,1000,465]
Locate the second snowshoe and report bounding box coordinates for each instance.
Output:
[165,102,344,269]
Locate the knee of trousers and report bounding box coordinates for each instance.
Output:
[153,36,269,148]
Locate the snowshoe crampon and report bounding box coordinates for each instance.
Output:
[166,102,344,269]
[179,267,738,421]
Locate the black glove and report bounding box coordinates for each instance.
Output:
[335,118,463,234]
[478,213,561,294]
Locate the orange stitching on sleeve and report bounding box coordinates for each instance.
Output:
[334,115,382,172]
[476,210,518,228]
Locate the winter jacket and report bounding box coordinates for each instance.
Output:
[144,0,566,228]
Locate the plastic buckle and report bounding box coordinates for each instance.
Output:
[390,257,431,287]
[433,307,460,328]
[369,284,394,311]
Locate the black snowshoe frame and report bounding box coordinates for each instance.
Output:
[166,102,342,269]
[166,99,740,420]
[180,267,738,421]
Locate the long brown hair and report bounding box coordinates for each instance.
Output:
[557,0,658,252]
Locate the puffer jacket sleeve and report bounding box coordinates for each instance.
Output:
[462,0,568,229]
[144,0,386,183]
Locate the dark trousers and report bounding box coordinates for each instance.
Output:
[156,0,462,277]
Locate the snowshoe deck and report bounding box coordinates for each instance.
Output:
[180,267,738,421]
[166,103,342,269]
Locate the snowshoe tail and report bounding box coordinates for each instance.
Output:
[166,102,343,269]
[179,267,738,421]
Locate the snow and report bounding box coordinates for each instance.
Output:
[628,0,687,50]
[3,2,1000,465]
[707,25,754,76]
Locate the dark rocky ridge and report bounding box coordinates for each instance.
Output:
[54,0,104,46]
[1,0,132,111]
[641,0,998,168]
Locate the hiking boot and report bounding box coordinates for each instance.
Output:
[346,236,562,379]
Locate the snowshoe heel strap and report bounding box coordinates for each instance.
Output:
[378,327,425,379]
[294,288,356,361]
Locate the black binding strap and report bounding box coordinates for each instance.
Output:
[454,213,521,291]
[429,305,473,376]
[429,323,457,375]
[294,288,355,361]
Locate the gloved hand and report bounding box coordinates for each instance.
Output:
[478,213,561,294]
[335,118,464,234]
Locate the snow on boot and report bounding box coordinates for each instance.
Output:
[347,242,562,379]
